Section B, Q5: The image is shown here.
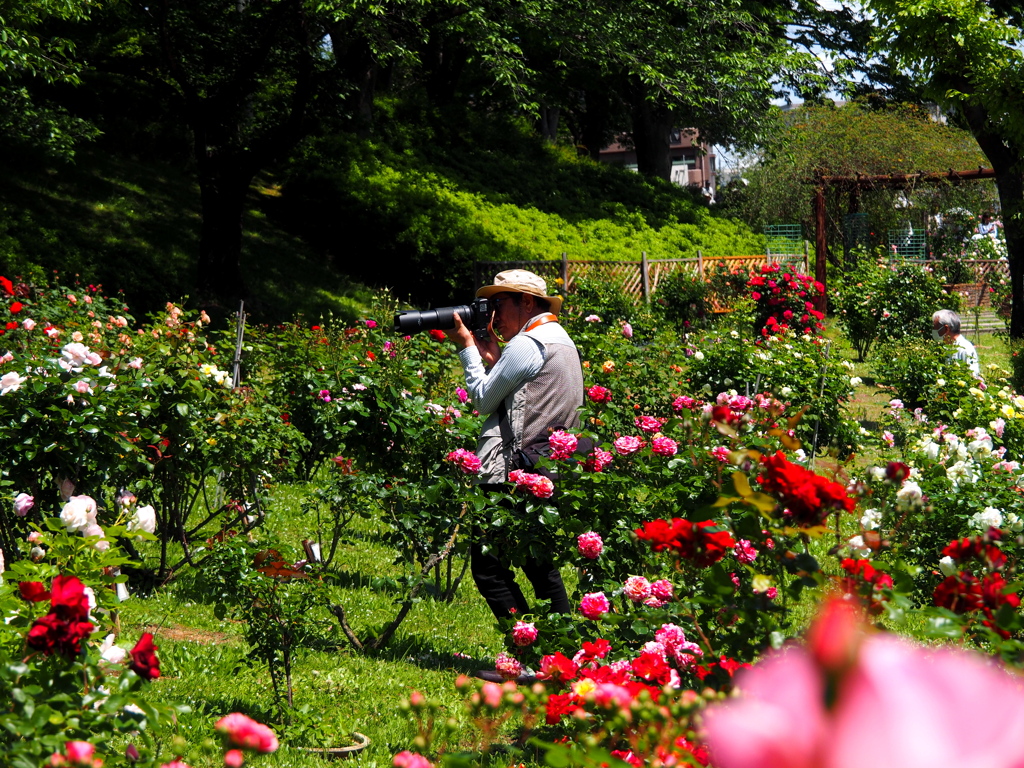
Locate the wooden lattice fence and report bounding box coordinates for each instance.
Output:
[475,251,810,305]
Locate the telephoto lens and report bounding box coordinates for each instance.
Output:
[393,298,493,334]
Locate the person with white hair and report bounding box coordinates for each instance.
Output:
[932,309,979,376]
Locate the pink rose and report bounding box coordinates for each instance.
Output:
[456,387,468,403]
[621,322,633,338]
[548,430,578,460]
[577,531,604,559]
[623,576,652,602]
[580,591,610,620]
[651,579,674,600]
[495,651,523,680]
[512,621,538,647]
[445,448,482,475]
[21,318,36,331]
[635,415,662,433]
[224,749,244,768]
[13,492,33,517]
[651,437,678,456]
[673,395,697,411]
[583,448,613,473]
[613,436,643,455]
[64,741,96,766]
[364,319,377,328]
[587,385,612,404]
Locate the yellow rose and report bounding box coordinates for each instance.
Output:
[752,574,774,593]
[602,360,615,373]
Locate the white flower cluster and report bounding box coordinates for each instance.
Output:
[199,363,232,388]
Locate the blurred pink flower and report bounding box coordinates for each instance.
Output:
[21,318,36,331]
[621,322,633,338]
[215,713,279,753]
[733,540,757,564]
[703,610,1024,768]
[456,387,469,403]
[393,751,433,768]
[224,749,244,768]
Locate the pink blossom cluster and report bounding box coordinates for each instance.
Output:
[717,391,753,412]
[512,620,538,646]
[672,395,700,411]
[577,531,604,559]
[583,448,614,473]
[445,448,482,474]
[711,445,731,462]
[509,470,554,498]
[215,713,279,753]
[651,436,678,456]
[613,436,644,455]
[733,539,758,564]
[548,430,578,460]
[653,623,704,669]
[634,415,663,433]
[580,591,611,620]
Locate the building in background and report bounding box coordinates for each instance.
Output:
[599,129,716,190]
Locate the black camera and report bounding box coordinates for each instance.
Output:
[393,297,494,335]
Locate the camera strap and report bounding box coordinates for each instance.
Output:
[523,313,559,333]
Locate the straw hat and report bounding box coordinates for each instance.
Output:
[476,269,563,314]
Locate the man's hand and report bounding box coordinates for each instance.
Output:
[444,312,477,350]
[445,313,501,367]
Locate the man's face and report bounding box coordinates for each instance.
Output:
[491,292,526,342]
[933,318,949,342]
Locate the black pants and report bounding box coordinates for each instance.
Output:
[471,484,570,619]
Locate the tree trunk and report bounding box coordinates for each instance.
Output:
[580,89,611,161]
[629,94,673,181]
[960,103,1024,338]
[539,106,560,142]
[195,151,254,306]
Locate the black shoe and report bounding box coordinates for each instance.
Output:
[472,668,537,684]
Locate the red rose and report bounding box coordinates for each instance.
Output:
[18,581,50,602]
[129,632,161,681]
[636,518,735,567]
[758,451,855,527]
[50,574,91,622]
[428,329,446,342]
[0,276,12,296]
[9,301,21,313]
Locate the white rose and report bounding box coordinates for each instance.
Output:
[83,522,110,552]
[100,634,128,664]
[850,377,862,387]
[693,351,705,361]
[60,495,97,532]
[780,386,792,396]
[860,508,883,531]
[895,481,924,511]
[847,535,871,558]
[938,556,958,577]
[129,505,157,535]
[970,506,1004,530]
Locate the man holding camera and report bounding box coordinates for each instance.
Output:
[445,269,584,620]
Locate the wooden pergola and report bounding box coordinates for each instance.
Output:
[811,167,998,312]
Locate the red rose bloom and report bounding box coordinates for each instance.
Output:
[758,451,855,527]
[635,518,735,567]
[9,301,22,313]
[428,329,446,342]
[129,632,161,681]
[18,582,50,602]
